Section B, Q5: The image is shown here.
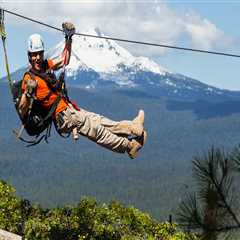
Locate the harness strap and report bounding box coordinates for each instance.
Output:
[29,68,60,92]
[13,128,46,147]
[26,69,63,126]
[37,93,62,127]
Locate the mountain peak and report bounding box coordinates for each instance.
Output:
[47,27,167,75]
[35,27,236,100]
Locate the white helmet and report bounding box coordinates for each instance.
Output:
[28,34,44,53]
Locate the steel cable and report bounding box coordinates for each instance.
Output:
[1,7,240,58]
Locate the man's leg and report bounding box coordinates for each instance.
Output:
[79,108,145,137]
[56,106,145,158]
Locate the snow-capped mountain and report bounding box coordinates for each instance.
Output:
[47,28,168,88]
[49,28,167,75]
[6,28,240,101]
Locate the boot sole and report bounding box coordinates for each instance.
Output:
[128,130,147,159]
[138,130,147,146]
[142,130,147,146]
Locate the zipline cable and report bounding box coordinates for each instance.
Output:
[2,7,240,58]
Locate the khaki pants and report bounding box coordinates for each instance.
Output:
[55,105,131,153]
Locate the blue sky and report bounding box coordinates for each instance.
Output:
[1,1,240,90]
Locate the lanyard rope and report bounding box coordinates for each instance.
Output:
[0,9,13,92]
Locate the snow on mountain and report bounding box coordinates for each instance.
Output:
[47,28,168,77]
[132,56,168,75]
[46,28,229,100]
[6,28,240,101]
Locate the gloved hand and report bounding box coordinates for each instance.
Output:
[62,22,75,39]
[25,79,37,98]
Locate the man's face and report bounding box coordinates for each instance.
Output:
[29,51,44,71]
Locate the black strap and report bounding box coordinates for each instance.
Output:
[37,93,62,128]
[53,118,71,139]
[27,122,52,147]
[13,128,48,147]
[29,68,60,93]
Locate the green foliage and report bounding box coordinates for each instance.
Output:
[0,180,22,233]
[0,181,198,239]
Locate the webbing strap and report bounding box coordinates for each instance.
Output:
[58,39,71,103]
[37,93,62,128]
[0,9,13,92]
[1,38,13,90]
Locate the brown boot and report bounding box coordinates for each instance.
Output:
[127,130,147,159]
[127,139,142,159]
[136,130,147,146]
[131,109,145,137]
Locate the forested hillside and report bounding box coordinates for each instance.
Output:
[1,83,240,220]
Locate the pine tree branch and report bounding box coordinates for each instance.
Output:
[210,173,240,227]
[216,225,240,232]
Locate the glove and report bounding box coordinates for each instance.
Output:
[62,22,75,39]
[25,79,37,98]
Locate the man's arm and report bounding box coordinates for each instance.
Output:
[49,39,72,70]
[18,78,37,119]
[49,22,75,71]
[18,93,30,118]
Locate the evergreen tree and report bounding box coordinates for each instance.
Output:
[177,147,240,240]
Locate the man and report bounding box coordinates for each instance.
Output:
[18,22,147,159]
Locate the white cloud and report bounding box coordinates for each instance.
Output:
[182,12,233,50]
[1,0,233,57]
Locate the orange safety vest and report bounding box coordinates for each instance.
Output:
[21,59,68,116]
